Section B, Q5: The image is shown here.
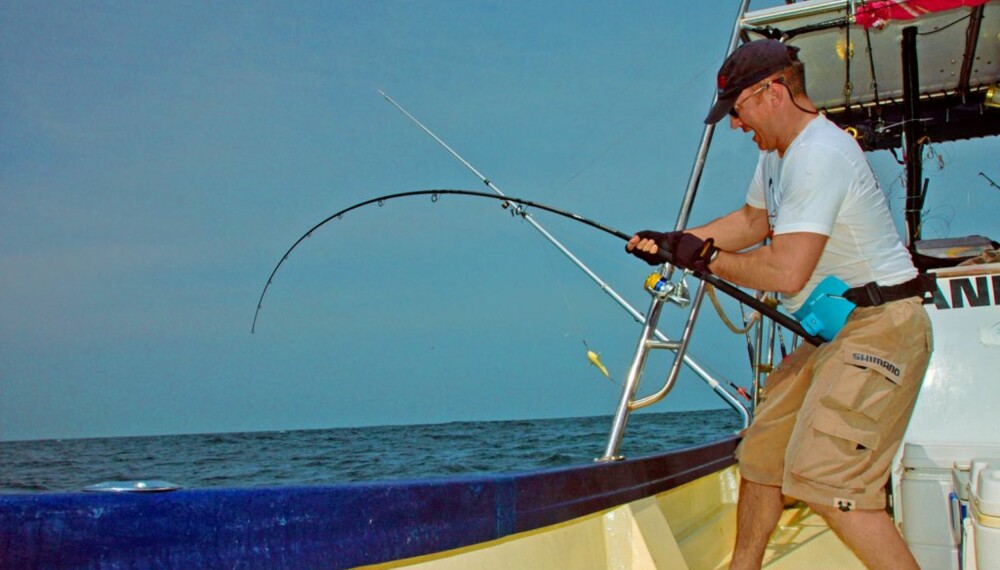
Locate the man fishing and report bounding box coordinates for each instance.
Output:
[626,39,934,570]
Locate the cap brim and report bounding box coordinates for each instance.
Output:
[704,95,736,124]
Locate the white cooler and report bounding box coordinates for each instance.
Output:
[898,444,1000,570]
[970,460,1000,569]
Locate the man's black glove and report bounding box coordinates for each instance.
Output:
[671,233,719,273]
[626,230,719,273]
[625,230,682,266]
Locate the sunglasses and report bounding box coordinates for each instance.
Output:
[728,78,782,119]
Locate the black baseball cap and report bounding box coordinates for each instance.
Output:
[704,39,801,124]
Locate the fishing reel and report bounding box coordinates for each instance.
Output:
[644,272,691,307]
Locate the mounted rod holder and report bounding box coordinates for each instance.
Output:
[599,276,713,462]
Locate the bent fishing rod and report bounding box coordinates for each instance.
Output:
[250,188,822,346]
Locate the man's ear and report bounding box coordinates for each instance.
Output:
[769,85,783,108]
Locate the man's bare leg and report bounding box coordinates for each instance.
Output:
[807,503,919,570]
[730,479,784,570]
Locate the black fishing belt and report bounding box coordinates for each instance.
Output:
[843,273,937,307]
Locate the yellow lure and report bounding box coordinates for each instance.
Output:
[587,350,611,378]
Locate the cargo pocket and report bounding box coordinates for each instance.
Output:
[789,407,879,491]
[820,345,904,422]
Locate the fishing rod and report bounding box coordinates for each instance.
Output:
[250,188,822,346]
[250,188,620,334]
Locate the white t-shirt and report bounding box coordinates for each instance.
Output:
[745,115,916,312]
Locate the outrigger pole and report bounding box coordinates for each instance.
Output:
[377,91,756,423]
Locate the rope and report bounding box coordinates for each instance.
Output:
[708,285,766,335]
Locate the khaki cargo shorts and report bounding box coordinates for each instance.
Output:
[736,297,933,511]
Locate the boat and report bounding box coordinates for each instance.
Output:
[2,1,998,568]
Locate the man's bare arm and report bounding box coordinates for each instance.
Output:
[686,204,770,252]
[709,231,827,295]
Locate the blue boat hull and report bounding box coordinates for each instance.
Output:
[0,436,737,569]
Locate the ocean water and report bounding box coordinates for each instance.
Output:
[0,410,741,494]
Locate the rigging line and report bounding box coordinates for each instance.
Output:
[917,13,972,35]
[249,188,823,347]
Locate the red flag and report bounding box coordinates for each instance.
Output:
[855,0,991,29]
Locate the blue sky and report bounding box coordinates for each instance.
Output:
[2,1,996,441]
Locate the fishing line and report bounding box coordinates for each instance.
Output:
[529,211,632,384]
[551,58,717,197]
[251,188,822,346]
[536,239,596,371]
